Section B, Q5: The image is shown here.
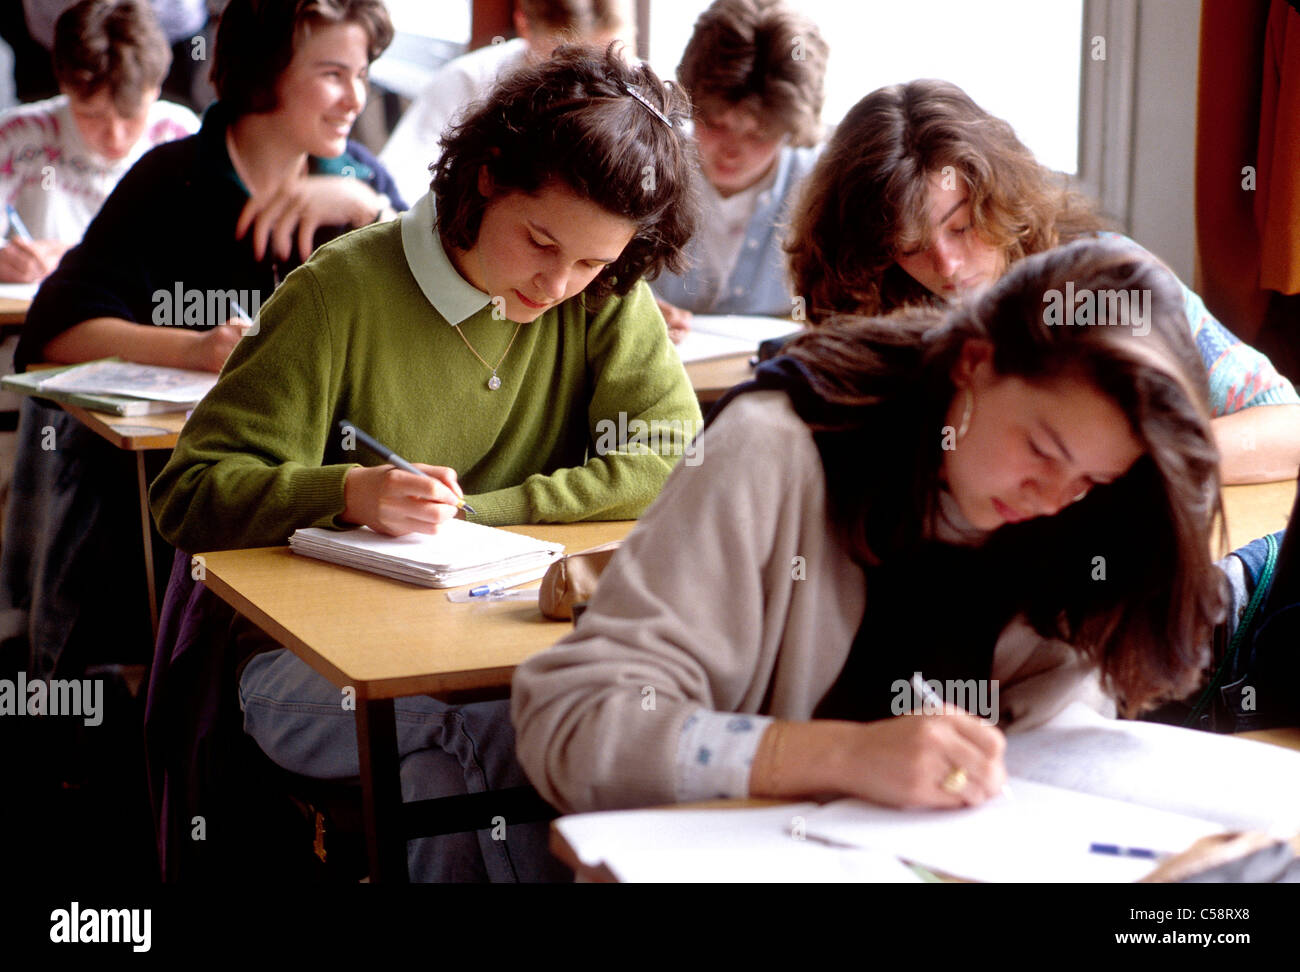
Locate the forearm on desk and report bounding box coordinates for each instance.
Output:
[41,317,202,369]
[1213,405,1300,484]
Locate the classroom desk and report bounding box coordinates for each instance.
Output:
[198,519,635,883]
[0,295,30,329]
[684,352,753,407]
[192,479,1293,882]
[551,729,1300,883]
[1220,478,1296,552]
[58,404,186,636]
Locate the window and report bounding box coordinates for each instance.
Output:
[647,0,1083,174]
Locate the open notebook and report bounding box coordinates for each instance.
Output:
[288,519,564,588]
[672,314,802,364]
[801,702,1300,882]
[2,357,217,415]
[555,702,1300,882]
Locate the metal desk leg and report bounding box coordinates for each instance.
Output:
[356,697,408,883]
[135,450,158,639]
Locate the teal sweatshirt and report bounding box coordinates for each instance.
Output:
[150,195,702,553]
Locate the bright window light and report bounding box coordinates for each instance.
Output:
[648,0,1082,173]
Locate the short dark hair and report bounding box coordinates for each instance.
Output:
[52,0,171,115]
[677,0,827,146]
[432,44,699,302]
[211,0,394,118]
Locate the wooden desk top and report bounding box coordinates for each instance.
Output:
[1220,478,1295,552]
[61,402,187,450]
[199,520,635,700]
[0,295,30,327]
[684,352,752,406]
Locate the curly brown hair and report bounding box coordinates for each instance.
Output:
[787,79,1103,322]
[777,237,1225,714]
[432,44,699,302]
[677,0,827,146]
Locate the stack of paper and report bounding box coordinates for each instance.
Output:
[672,314,801,363]
[288,519,564,588]
[0,281,39,301]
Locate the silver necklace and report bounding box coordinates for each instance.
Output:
[454,320,524,390]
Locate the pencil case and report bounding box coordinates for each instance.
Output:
[538,541,622,620]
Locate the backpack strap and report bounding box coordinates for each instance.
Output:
[1184,531,1279,728]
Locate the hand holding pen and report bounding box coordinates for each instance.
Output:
[338,420,477,536]
[0,203,68,283]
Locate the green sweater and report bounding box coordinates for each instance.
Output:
[150,207,702,553]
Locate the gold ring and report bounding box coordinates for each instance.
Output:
[940,767,968,795]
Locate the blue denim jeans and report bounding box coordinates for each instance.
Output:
[238,647,565,882]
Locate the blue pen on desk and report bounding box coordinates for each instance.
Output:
[911,673,1014,800]
[338,419,477,515]
[469,580,510,598]
[5,204,33,242]
[1089,843,1167,860]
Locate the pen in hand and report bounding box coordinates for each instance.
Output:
[911,672,1014,800]
[5,204,33,242]
[338,419,477,515]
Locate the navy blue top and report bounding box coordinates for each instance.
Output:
[17,101,405,371]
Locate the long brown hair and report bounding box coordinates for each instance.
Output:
[787,79,1102,322]
[778,238,1226,714]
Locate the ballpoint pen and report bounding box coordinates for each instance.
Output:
[338,419,478,515]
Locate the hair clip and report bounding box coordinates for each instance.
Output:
[621,81,673,129]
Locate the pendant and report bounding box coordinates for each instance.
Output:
[487,373,501,391]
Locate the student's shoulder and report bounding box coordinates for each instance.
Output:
[118,132,201,186]
[711,388,809,436]
[296,217,406,293]
[786,142,824,176]
[144,99,201,145]
[703,389,818,468]
[0,94,67,144]
[442,37,529,84]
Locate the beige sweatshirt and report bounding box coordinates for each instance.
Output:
[511,390,1113,813]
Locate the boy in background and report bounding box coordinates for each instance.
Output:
[0,0,197,282]
[653,0,828,331]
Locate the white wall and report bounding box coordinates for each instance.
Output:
[1124,0,1201,282]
